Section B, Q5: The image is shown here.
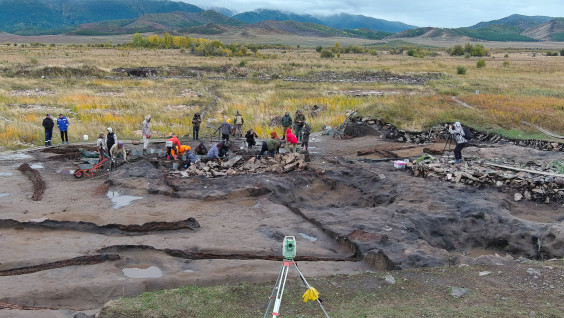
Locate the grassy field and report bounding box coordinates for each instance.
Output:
[98,260,564,318]
[0,40,563,149]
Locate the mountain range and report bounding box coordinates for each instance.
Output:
[0,0,563,41]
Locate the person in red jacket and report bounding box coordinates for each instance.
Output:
[285,128,298,153]
[166,136,181,159]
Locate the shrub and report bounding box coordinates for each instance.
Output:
[450,45,465,56]
[476,59,486,68]
[561,49,564,56]
[320,49,334,58]
[546,51,559,56]
[457,66,467,75]
[315,46,322,53]
[503,61,510,68]
[239,60,247,67]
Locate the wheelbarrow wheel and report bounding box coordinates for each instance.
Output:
[73,169,84,178]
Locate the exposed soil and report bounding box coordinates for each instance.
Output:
[0,132,562,316]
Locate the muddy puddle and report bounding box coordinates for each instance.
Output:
[298,233,318,242]
[106,190,143,209]
[0,193,11,198]
[0,153,32,160]
[0,172,13,176]
[122,265,164,279]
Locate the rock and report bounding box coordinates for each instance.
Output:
[514,193,523,201]
[378,174,386,180]
[479,271,492,276]
[223,155,243,169]
[131,140,140,145]
[523,190,532,200]
[526,268,541,277]
[496,181,504,187]
[450,287,469,298]
[284,161,299,172]
[384,274,396,284]
[74,313,95,318]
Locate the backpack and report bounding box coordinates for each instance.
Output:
[462,126,473,141]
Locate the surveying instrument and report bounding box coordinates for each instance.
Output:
[264,236,330,318]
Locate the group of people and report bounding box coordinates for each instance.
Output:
[96,127,127,163]
[41,113,70,146]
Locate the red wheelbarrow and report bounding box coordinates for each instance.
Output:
[73,157,108,178]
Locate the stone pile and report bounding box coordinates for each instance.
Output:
[408,158,564,204]
[170,152,309,178]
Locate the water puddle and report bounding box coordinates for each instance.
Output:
[30,163,44,169]
[0,172,13,177]
[298,233,318,242]
[0,193,11,198]
[464,248,504,258]
[122,265,163,279]
[107,190,143,209]
[0,153,32,160]
[57,168,76,175]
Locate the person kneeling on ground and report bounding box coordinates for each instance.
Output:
[270,131,281,141]
[260,138,281,157]
[285,128,298,153]
[218,141,230,158]
[183,149,198,168]
[207,142,221,161]
[449,121,468,164]
[245,129,258,148]
[110,142,127,162]
[172,145,191,159]
[195,142,208,156]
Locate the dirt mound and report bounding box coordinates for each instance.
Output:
[109,160,164,180]
[17,163,45,201]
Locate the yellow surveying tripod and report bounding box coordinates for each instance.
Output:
[264,236,330,318]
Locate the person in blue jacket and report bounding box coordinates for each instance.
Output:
[57,113,70,144]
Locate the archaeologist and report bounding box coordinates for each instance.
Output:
[270,131,281,141]
[171,145,191,158]
[183,148,198,168]
[96,132,106,162]
[195,142,208,156]
[245,129,258,148]
[294,110,306,141]
[141,115,151,155]
[301,122,311,151]
[192,112,202,140]
[110,142,127,162]
[260,137,281,157]
[285,128,298,153]
[218,140,231,158]
[166,135,181,160]
[207,142,221,160]
[57,113,70,144]
[105,127,117,157]
[281,111,292,141]
[215,119,232,142]
[233,111,244,137]
[41,113,54,147]
[449,122,468,164]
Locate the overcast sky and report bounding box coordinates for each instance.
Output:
[180,0,563,28]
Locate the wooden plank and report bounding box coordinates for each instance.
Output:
[485,163,564,178]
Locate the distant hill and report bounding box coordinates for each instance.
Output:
[246,20,347,37]
[0,0,203,35]
[71,10,245,35]
[233,9,323,25]
[233,9,416,33]
[470,14,554,30]
[318,13,417,33]
[522,18,564,41]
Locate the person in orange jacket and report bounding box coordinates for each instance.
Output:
[171,145,191,158]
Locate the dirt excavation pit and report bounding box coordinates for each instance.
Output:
[0,131,563,312]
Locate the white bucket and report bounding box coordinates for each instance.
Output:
[83,135,88,141]
[393,161,406,169]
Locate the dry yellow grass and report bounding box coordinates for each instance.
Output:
[1,45,563,149]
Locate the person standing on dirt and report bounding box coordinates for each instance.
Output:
[42,114,54,147]
[245,129,258,148]
[96,132,106,162]
[105,127,117,157]
[215,119,232,142]
[294,110,306,142]
[141,115,151,155]
[449,122,468,164]
[233,111,244,137]
[192,112,202,140]
[301,122,311,151]
[56,113,69,144]
[286,128,298,153]
[281,112,292,141]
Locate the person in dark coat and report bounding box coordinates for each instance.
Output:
[42,114,54,146]
[280,112,292,141]
[105,127,117,157]
[56,113,69,144]
[301,122,312,151]
[195,143,208,156]
[294,110,306,142]
[245,129,258,148]
[192,113,202,140]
